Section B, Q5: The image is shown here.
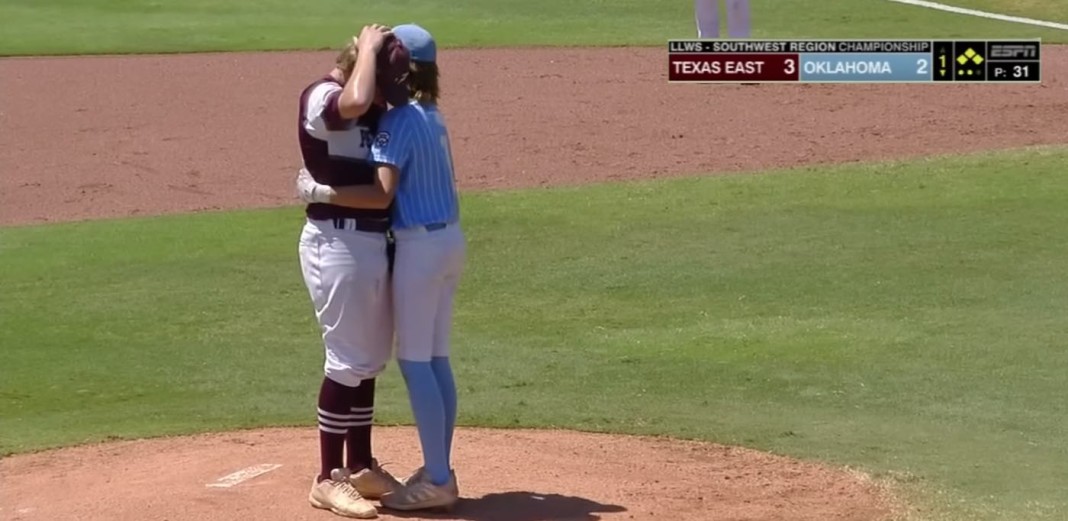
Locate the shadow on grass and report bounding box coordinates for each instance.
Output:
[383,491,627,521]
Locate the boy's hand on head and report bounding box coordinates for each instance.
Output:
[356,24,391,54]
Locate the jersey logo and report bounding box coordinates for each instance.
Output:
[326,127,375,160]
[360,129,375,148]
[374,131,391,149]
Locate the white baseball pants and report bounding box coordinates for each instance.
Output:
[298,219,394,387]
[392,223,466,362]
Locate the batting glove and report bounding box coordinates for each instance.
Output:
[296,168,335,203]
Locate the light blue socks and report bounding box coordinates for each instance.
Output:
[397,359,451,486]
[430,356,457,459]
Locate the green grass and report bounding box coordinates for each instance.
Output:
[957,0,1068,23]
[3,148,1068,520]
[0,0,1064,56]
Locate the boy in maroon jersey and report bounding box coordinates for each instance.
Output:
[296,23,410,519]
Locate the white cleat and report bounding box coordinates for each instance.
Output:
[308,468,378,518]
[349,459,403,500]
[381,471,459,512]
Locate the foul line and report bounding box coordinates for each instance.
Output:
[886,0,1068,31]
[206,463,282,488]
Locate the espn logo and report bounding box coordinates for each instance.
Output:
[990,43,1038,59]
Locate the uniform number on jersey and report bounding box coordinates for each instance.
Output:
[440,135,457,182]
[431,111,458,182]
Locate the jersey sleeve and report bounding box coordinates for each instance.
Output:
[303,83,348,139]
[370,110,412,169]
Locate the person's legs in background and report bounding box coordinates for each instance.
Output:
[696,0,751,39]
[726,0,751,38]
[695,0,719,38]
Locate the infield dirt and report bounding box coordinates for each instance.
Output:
[1,47,1066,226]
[2,427,898,521]
[2,46,1066,520]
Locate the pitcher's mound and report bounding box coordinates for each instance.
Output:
[2,427,896,521]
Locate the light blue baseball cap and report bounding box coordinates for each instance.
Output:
[392,24,436,63]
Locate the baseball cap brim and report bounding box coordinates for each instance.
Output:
[377,35,411,107]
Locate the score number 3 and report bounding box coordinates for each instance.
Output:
[785,58,796,75]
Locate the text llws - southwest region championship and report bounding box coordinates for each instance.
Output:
[667,39,1042,83]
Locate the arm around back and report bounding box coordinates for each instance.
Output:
[323,107,410,209]
[294,106,410,209]
[329,165,397,209]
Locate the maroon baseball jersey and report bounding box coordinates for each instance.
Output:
[297,76,391,221]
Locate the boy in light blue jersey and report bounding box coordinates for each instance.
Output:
[296,23,464,512]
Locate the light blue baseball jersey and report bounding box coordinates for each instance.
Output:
[370,101,459,229]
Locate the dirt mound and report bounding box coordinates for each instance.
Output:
[1,47,1066,226]
[0,427,895,521]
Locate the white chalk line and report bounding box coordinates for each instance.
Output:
[886,0,1068,31]
[206,463,282,488]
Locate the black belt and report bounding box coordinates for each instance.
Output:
[327,218,395,273]
[331,218,390,234]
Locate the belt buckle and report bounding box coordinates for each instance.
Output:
[425,222,447,232]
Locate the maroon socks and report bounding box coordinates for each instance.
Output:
[316,376,377,481]
[317,377,353,481]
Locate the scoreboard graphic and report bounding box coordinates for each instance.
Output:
[668,39,1042,84]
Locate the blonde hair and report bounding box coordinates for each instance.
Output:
[408,61,440,104]
[336,41,358,79]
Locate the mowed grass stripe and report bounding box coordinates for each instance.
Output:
[1,0,1065,56]
[2,147,1067,521]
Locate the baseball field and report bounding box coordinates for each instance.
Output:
[1,1,1066,520]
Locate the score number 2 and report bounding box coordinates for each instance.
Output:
[917,58,929,76]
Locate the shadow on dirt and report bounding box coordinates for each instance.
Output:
[383,490,627,521]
